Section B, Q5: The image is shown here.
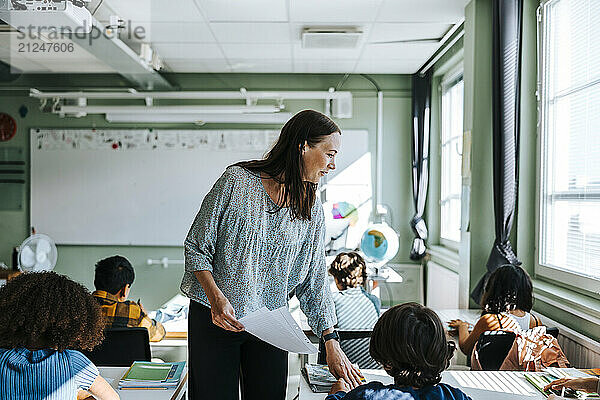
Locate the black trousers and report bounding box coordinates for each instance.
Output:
[188,300,288,400]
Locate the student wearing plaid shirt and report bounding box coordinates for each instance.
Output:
[92,256,165,342]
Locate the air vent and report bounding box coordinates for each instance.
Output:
[301,27,363,49]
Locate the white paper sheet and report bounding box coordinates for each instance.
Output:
[239,306,318,354]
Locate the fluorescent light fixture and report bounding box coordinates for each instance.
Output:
[60,105,282,116]
[105,113,294,124]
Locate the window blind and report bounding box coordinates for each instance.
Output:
[539,0,600,280]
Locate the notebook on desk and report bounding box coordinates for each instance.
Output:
[119,361,186,389]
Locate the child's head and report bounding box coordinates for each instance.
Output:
[94,255,134,297]
[480,264,533,314]
[369,302,455,388]
[328,251,367,290]
[0,272,104,352]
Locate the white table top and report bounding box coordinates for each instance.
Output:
[99,366,187,400]
[298,369,547,400]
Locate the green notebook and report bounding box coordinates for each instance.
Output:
[122,362,178,382]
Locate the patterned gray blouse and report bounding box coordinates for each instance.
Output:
[180,165,336,337]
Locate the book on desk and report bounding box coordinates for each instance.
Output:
[119,361,186,390]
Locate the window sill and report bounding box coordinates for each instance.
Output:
[427,245,460,273]
[532,279,600,327]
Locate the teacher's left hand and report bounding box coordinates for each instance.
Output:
[325,340,364,389]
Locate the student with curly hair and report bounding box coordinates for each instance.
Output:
[0,272,118,400]
[326,303,470,400]
[328,252,380,330]
[447,264,541,356]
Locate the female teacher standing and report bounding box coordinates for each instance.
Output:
[180,110,363,400]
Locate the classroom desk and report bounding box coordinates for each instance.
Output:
[99,366,187,400]
[297,369,548,400]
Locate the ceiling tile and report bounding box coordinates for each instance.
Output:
[290,0,383,23]
[360,42,440,60]
[105,0,204,22]
[354,58,424,74]
[293,59,357,73]
[221,43,291,59]
[153,43,224,59]
[292,43,364,60]
[164,58,230,72]
[210,23,290,43]
[124,22,215,43]
[377,0,468,23]
[197,0,288,22]
[227,58,293,73]
[369,23,452,43]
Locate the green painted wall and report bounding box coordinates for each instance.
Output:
[462,0,494,308]
[0,73,414,309]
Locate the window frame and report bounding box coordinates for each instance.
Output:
[438,65,464,250]
[534,0,600,295]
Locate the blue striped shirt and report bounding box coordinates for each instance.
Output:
[0,348,99,400]
[332,287,381,330]
[180,166,336,337]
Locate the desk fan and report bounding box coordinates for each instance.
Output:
[18,234,58,272]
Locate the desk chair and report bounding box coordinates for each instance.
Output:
[83,327,151,367]
[474,330,516,370]
[546,327,559,338]
[317,330,380,369]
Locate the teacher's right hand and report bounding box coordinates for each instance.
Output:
[210,293,245,332]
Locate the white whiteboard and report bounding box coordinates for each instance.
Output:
[31,128,368,246]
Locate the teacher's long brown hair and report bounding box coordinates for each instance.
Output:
[236,109,340,221]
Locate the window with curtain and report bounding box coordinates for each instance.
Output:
[538,0,600,287]
[440,75,464,245]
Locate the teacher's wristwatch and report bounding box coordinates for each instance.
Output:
[323,330,340,343]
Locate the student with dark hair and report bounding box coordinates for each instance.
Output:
[0,272,118,400]
[326,303,470,400]
[92,255,165,342]
[328,252,380,330]
[448,264,541,356]
[181,110,362,400]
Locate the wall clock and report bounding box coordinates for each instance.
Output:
[0,113,17,142]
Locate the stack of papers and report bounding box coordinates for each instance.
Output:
[302,363,367,393]
[302,363,340,393]
[119,361,185,389]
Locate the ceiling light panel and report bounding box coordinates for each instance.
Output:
[198,0,288,22]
